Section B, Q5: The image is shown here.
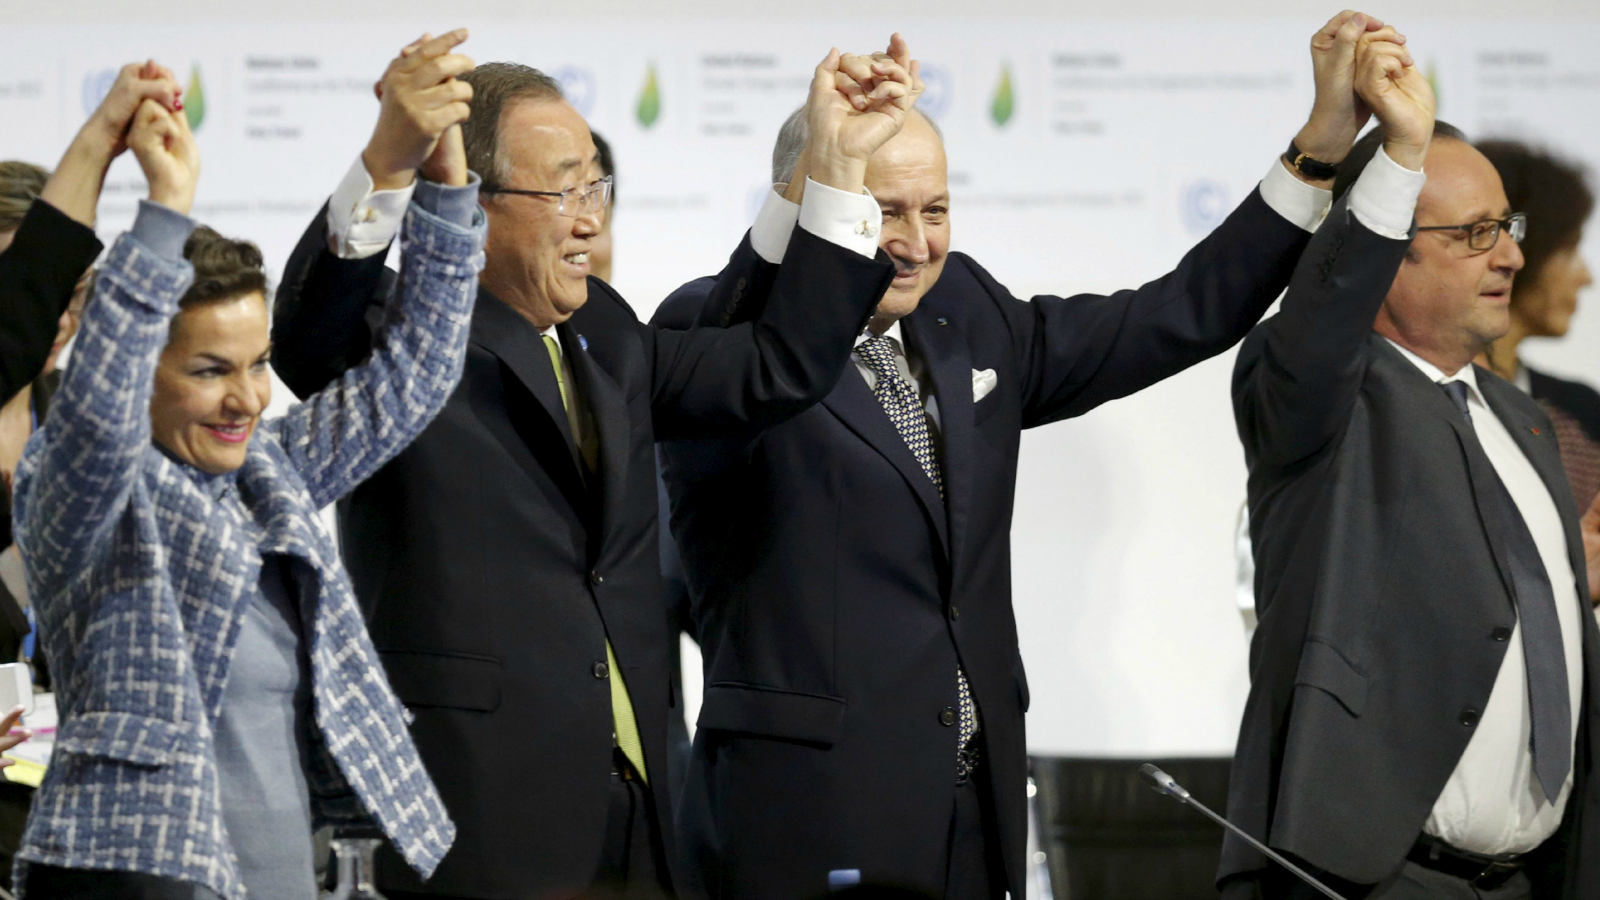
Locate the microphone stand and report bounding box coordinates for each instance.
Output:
[1138,763,1349,900]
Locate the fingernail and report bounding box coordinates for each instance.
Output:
[174,99,184,111]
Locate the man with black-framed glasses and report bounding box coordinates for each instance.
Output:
[1227,29,1600,899]
[269,31,907,900]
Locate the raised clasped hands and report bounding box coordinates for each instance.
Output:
[1290,11,1407,184]
[804,33,924,193]
[1351,25,1436,172]
[92,61,185,158]
[38,60,185,228]
[127,98,200,216]
[365,29,475,190]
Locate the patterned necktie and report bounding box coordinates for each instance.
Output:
[545,335,649,783]
[1441,380,1571,802]
[855,335,981,779]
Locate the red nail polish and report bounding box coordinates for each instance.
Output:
[174,99,184,111]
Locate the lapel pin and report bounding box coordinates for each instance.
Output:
[579,334,589,351]
[1530,426,1541,435]
[937,317,949,326]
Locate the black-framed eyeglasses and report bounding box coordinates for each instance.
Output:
[1415,212,1527,252]
[481,175,613,217]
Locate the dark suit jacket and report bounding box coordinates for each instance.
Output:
[651,188,1309,899]
[271,212,893,898]
[1225,196,1600,897]
[0,200,100,406]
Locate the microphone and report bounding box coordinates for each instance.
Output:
[1138,763,1350,900]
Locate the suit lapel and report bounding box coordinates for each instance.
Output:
[470,291,587,484]
[1478,367,1590,591]
[821,343,950,557]
[905,305,972,571]
[563,324,631,551]
[1376,342,1522,609]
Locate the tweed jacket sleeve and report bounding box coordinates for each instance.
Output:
[269,199,486,511]
[11,225,192,583]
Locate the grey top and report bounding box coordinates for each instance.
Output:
[212,554,317,900]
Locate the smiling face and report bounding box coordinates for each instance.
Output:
[1376,139,1526,374]
[862,112,951,333]
[479,98,603,329]
[150,293,272,475]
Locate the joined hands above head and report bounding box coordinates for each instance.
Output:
[1351,24,1436,172]
[127,97,200,217]
[40,61,184,228]
[1289,11,1410,186]
[788,33,924,200]
[365,29,476,191]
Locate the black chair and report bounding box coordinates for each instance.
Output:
[1030,756,1233,900]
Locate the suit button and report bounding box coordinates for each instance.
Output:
[1460,708,1480,727]
[593,661,610,679]
[1491,627,1512,642]
[939,708,957,726]
[590,571,605,585]
[950,606,960,621]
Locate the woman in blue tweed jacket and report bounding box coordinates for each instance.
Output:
[10,50,483,900]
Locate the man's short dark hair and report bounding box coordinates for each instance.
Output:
[592,130,615,205]
[458,63,565,191]
[1476,139,1594,288]
[1331,120,1469,202]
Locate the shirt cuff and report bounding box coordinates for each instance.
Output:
[326,154,416,259]
[1348,145,1427,241]
[750,185,801,264]
[796,177,882,259]
[412,172,483,228]
[130,200,196,261]
[1258,158,1333,233]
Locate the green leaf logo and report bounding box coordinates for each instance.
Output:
[990,63,1014,128]
[184,65,206,132]
[636,63,661,129]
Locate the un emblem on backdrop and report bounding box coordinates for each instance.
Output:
[554,66,597,118]
[917,65,951,121]
[81,69,117,118]
[1180,179,1230,235]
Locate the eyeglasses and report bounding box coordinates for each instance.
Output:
[481,175,613,217]
[1415,213,1527,252]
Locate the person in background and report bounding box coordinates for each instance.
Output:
[11,37,483,898]
[1475,141,1599,516]
[0,160,84,667]
[591,130,616,283]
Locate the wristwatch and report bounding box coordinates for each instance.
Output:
[1283,141,1340,181]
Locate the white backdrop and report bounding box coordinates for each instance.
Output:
[3,10,1598,756]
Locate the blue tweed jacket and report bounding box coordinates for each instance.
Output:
[10,199,485,899]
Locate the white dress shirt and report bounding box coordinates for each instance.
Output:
[1387,342,1585,855]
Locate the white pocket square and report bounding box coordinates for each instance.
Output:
[972,368,998,402]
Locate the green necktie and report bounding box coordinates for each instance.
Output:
[543,335,649,783]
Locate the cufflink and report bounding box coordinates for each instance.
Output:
[855,220,878,238]
[360,207,377,223]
